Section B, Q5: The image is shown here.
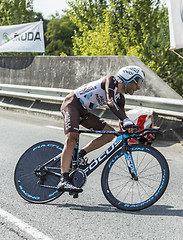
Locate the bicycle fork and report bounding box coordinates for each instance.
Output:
[123,145,138,181]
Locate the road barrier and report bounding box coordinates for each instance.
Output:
[0,84,183,119]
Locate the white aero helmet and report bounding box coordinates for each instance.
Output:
[117,66,145,89]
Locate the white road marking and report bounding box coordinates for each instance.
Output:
[0,207,53,240]
[46,125,99,138]
[46,125,64,131]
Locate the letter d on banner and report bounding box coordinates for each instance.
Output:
[168,0,183,50]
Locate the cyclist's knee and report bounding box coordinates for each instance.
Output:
[106,134,115,142]
[65,131,79,148]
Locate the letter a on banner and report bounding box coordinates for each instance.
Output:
[168,0,183,50]
[0,21,45,53]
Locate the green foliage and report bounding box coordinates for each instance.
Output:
[72,11,120,55]
[0,0,34,25]
[0,0,182,95]
[67,0,183,96]
[45,14,76,56]
[0,0,37,56]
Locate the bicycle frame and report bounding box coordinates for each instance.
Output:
[78,130,138,178]
[81,135,124,176]
[38,129,137,180]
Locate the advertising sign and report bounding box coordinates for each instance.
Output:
[0,21,45,52]
[168,0,183,50]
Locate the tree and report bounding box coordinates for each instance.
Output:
[45,14,77,56]
[67,0,183,96]
[0,0,34,26]
[67,0,167,59]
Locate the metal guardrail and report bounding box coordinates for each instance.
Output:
[124,95,183,118]
[0,84,70,102]
[0,84,183,119]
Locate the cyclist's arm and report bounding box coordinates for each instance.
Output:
[104,76,127,121]
[104,76,134,131]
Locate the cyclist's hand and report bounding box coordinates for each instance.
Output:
[125,126,135,134]
[122,118,134,134]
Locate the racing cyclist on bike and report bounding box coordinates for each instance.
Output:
[57,65,145,193]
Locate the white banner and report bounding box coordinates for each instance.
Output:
[168,0,183,50]
[0,21,45,53]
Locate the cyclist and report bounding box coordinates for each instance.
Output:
[57,65,145,193]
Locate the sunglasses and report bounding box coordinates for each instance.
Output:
[133,77,143,87]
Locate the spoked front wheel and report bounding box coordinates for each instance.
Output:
[101,144,169,211]
[14,141,64,203]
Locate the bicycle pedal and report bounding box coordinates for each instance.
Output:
[69,192,79,198]
[73,193,79,199]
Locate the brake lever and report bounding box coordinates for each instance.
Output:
[136,127,161,135]
[138,130,162,138]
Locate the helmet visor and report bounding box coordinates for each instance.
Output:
[133,77,143,88]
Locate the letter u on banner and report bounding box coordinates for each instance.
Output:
[0,21,45,53]
[168,0,183,50]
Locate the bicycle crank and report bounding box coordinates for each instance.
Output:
[70,169,87,188]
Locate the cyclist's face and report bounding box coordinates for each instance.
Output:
[126,81,140,95]
[133,77,143,88]
[118,80,141,94]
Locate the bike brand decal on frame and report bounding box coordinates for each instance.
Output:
[108,151,123,168]
[83,140,122,174]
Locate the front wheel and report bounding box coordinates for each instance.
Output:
[101,144,169,211]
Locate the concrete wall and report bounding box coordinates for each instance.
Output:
[0,55,182,99]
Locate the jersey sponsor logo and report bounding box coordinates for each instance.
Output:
[84,92,93,99]
[95,94,106,106]
[79,86,97,95]
[89,102,98,109]
[62,110,71,130]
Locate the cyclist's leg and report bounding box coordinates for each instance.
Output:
[58,93,83,192]
[61,131,79,173]
[80,113,116,153]
[58,131,83,192]
[60,93,82,172]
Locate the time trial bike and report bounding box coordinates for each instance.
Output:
[14,127,169,211]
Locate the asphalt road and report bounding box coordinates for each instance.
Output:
[0,109,183,240]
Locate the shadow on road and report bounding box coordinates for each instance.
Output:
[46,202,183,216]
[126,205,183,217]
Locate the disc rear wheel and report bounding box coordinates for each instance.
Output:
[14,141,64,203]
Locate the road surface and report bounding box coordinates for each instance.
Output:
[0,109,182,240]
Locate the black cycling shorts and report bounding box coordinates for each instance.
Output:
[61,92,106,134]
